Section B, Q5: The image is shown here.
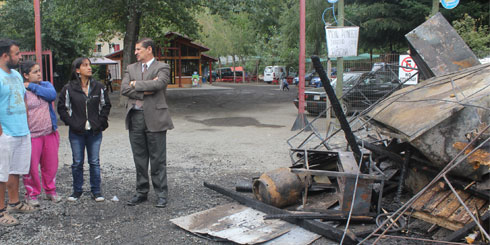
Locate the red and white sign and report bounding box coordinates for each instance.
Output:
[398,55,418,85]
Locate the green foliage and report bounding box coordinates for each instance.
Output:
[453,14,490,58]
[0,0,97,66]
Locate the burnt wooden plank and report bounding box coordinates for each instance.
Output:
[422,190,452,213]
[444,210,490,242]
[203,182,359,244]
[433,190,470,218]
[411,183,443,210]
[449,196,486,224]
[412,211,464,231]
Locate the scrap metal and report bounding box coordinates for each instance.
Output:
[203,181,359,244]
[366,63,490,180]
[406,12,480,79]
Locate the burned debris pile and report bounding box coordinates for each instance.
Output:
[172,13,489,244]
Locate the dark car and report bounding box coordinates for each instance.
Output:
[293,71,318,86]
[207,71,218,82]
[294,71,401,115]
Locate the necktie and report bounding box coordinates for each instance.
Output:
[142,64,148,79]
[135,63,148,109]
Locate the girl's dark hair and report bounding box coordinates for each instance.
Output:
[70,57,91,81]
[19,60,38,81]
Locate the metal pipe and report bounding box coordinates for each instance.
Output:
[34,0,43,78]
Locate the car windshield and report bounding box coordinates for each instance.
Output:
[265,67,273,73]
[331,73,363,87]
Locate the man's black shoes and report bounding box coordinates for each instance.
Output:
[155,197,167,208]
[127,195,148,206]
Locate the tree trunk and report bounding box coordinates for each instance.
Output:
[255,58,261,83]
[218,58,222,81]
[232,55,236,83]
[119,8,141,106]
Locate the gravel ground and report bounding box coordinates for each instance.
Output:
[1,83,435,244]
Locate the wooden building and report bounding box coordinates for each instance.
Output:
[106,32,217,89]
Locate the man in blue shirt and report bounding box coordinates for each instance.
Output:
[0,39,36,226]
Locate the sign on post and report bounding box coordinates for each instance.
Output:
[398,55,418,85]
[441,0,459,9]
[325,26,359,57]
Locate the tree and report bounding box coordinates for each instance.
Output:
[453,14,490,58]
[0,0,98,67]
[70,0,203,72]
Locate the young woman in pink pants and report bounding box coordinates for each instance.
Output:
[20,60,61,206]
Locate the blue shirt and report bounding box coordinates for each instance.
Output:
[0,68,30,136]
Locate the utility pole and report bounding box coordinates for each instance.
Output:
[292,0,309,130]
[34,0,43,79]
[431,0,440,16]
[336,0,344,99]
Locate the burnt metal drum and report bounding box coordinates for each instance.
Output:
[253,167,305,208]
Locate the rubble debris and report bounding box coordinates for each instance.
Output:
[203,182,359,244]
[366,63,490,180]
[264,212,374,222]
[444,211,489,242]
[312,56,363,167]
[337,152,374,215]
[410,182,489,231]
[170,203,321,244]
[406,12,480,79]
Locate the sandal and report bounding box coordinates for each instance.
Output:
[7,201,37,214]
[0,209,19,226]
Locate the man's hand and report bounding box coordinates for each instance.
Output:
[0,124,3,136]
[153,77,158,80]
[130,81,136,87]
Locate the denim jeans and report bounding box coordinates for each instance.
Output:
[68,129,102,194]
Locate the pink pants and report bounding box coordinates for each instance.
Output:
[23,131,60,198]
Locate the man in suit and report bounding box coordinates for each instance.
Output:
[121,38,174,208]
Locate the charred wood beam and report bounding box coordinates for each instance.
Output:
[264,213,374,222]
[444,210,490,242]
[203,181,359,244]
[312,56,363,168]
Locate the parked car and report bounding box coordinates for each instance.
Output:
[293,71,400,115]
[293,71,318,86]
[206,70,218,82]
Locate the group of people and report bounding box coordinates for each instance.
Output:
[0,37,173,226]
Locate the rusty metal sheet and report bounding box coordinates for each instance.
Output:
[366,64,490,180]
[170,203,320,244]
[337,152,373,215]
[406,12,480,79]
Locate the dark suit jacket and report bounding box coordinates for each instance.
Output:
[121,60,174,132]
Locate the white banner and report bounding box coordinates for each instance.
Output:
[325,26,359,58]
